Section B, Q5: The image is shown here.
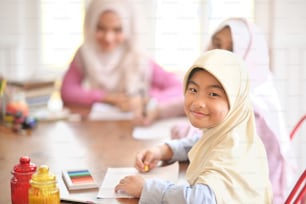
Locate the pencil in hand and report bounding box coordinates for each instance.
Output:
[143,164,150,172]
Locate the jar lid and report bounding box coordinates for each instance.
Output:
[31,165,56,183]
[13,156,37,173]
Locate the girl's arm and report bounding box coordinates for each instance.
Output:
[135,133,201,172]
[140,181,216,204]
[116,134,203,200]
[165,133,201,162]
[61,53,105,106]
[149,61,185,118]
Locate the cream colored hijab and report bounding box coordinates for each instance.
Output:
[185,50,272,203]
[209,18,291,168]
[79,0,149,95]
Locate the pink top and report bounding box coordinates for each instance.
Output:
[61,55,184,118]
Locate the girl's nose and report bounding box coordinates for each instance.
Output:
[193,96,206,109]
[104,31,114,42]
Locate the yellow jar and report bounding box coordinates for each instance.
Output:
[28,165,60,204]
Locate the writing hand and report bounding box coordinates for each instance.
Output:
[114,175,145,198]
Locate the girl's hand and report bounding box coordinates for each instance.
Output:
[133,98,160,126]
[129,96,145,121]
[114,175,145,198]
[133,107,160,126]
[135,147,162,173]
[103,93,131,111]
[135,145,173,173]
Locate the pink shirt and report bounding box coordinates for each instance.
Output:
[61,56,184,118]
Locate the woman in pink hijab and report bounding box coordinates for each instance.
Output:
[171,18,292,204]
[61,0,184,125]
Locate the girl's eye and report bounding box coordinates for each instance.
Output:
[214,43,221,49]
[114,27,122,33]
[97,25,105,32]
[209,92,219,97]
[187,87,197,93]
[212,40,221,49]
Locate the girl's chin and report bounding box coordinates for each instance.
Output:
[189,120,209,129]
[98,44,117,52]
[101,47,116,52]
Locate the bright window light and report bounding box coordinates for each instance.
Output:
[153,0,254,73]
[40,0,85,71]
[154,1,203,73]
[207,0,254,34]
[40,0,253,74]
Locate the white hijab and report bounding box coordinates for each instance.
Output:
[209,18,290,162]
[186,50,272,203]
[79,0,150,95]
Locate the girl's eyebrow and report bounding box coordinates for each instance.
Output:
[187,80,199,87]
[208,84,225,92]
[188,79,224,91]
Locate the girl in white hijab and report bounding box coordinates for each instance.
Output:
[61,0,184,125]
[171,18,292,203]
[115,49,272,203]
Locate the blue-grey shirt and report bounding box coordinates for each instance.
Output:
[139,134,217,204]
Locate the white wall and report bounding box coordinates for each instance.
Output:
[0,0,40,80]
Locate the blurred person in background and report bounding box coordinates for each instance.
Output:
[61,0,184,125]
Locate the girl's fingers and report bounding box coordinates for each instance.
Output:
[143,151,156,165]
[115,183,128,195]
[135,150,158,172]
[142,151,158,172]
[114,183,121,192]
[115,177,128,192]
[135,153,145,171]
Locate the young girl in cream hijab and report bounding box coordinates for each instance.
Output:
[115,49,272,203]
[61,0,184,125]
[171,18,291,203]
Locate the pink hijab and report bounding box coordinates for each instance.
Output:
[208,18,292,203]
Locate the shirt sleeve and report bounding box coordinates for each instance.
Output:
[165,133,201,162]
[139,179,216,204]
[60,51,106,106]
[148,60,185,118]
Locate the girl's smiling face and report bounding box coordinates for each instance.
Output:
[184,69,230,129]
[95,11,125,52]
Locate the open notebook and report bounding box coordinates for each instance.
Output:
[88,103,133,121]
[97,162,179,199]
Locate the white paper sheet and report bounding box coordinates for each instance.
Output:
[30,107,71,121]
[97,162,179,199]
[88,103,133,121]
[132,117,189,140]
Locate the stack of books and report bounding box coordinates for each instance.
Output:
[8,78,55,109]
